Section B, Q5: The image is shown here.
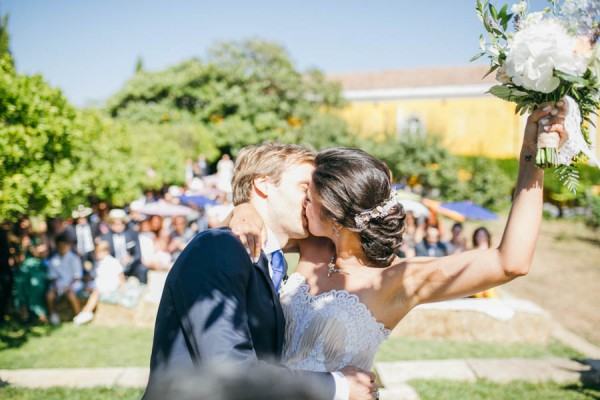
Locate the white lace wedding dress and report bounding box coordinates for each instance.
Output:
[279,272,391,372]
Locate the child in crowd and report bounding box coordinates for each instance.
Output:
[73,240,125,325]
[46,234,83,325]
[14,238,49,323]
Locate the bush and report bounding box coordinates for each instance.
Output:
[584,192,600,230]
[496,158,600,208]
[454,157,512,210]
[360,134,460,199]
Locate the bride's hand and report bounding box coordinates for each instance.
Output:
[228,203,267,262]
[523,99,569,155]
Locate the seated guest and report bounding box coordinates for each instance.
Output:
[14,237,49,323]
[139,219,171,271]
[46,234,83,325]
[100,209,148,284]
[414,224,448,257]
[71,205,96,259]
[446,222,467,255]
[167,216,195,262]
[73,241,125,325]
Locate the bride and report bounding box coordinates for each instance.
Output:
[230,100,568,373]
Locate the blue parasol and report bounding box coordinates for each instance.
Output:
[179,195,219,208]
[439,201,498,221]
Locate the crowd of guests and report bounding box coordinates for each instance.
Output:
[0,152,497,326]
[397,213,497,298]
[0,153,236,326]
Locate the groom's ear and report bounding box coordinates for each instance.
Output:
[253,175,269,198]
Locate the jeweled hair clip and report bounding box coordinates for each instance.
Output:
[354,188,400,230]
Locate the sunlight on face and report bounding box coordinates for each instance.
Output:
[305,183,330,238]
[269,162,314,239]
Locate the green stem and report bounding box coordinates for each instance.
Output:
[535,147,559,168]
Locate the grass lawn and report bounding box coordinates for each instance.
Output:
[375,337,583,362]
[410,379,600,400]
[0,319,583,369]
[0,321,153,369]
[0,319,595,399]
[0,387,143,400]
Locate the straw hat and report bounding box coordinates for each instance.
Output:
[108,208,128,221]
[72,205,93,219]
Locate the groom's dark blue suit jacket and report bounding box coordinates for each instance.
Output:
[143,227,334,398]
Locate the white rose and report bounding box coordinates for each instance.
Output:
[505,21,589,93]
[518,11,545,30]
[511,1,527,14]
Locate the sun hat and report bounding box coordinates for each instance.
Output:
[72,205,93,219]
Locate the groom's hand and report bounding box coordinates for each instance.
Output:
[341,366,378,400]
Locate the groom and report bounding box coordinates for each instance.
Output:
[144,143,377,400]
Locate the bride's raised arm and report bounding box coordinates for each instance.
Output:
[394,100,568,310]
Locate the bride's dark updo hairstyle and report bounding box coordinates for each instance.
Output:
[313,147,406,267]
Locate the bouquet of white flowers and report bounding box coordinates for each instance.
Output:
[472,0,600,192]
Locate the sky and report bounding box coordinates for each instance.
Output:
[2,0,549,107]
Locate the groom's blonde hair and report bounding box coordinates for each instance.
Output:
[232,142,315,205]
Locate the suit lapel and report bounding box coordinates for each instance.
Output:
[254,253,286,358]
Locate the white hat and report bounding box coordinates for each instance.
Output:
[72,205,93,219]
[108,208,128,221]
[129,200,144,212]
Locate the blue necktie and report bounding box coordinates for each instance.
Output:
[270,250,285,292]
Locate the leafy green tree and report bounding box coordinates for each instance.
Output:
[127,122,219,186]
[584,192,600,230]
[0,54,80,220]
[135,56,144,74]
[107,39,350,154]
[0,13,10,62]
[361,134,460,199]
[72,110,145,206]
[454,157,512,210]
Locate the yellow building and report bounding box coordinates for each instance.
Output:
[328,65,599,159]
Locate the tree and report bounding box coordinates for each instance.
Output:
[362,135,512,208]
[362,134,460,199]
[0,54,80,220]
[454,157,512,210]
[107,39,351,155]
[72,110,145,206]
[0,13,10,63]
[127,122,219,186]
[135,55,144,74]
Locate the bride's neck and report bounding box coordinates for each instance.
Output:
[333,231,369,267]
